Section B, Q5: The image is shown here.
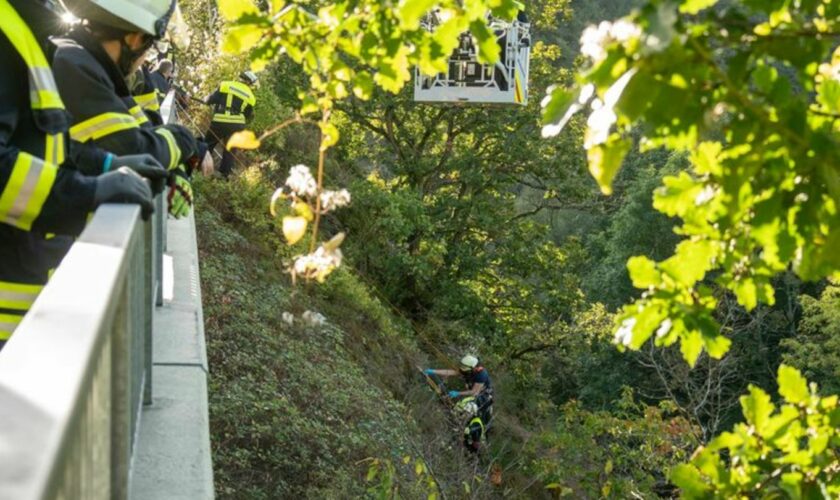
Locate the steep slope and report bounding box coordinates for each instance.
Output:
[196,171,436,498]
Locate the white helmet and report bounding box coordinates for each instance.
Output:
[61,0,176,38]
[239,71,258,85]
[460,354,478,370]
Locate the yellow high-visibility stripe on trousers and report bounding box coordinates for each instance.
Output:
[0,280,43,340]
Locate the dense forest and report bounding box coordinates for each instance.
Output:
[177,0,840,497]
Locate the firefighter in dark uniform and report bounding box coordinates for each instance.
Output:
[52,0,201,218]
[205,71,257,178]
[425,354,494,424]
[0,0,167,349]
[133,65,163,126]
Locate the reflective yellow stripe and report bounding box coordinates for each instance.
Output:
[0,152,58,231]
[0,313,24,340]
[221,81,256,106]
[0,315,23,340]
[134,91,160,111]
[465,417,485,436]
[155,128,180,169]
[70,112,139,142]
[225,86,234,110]
[212,113,246,124]
[0,2,65,111]
[128,105,149,126]
[44,132,65,166]
[0,281,42,312]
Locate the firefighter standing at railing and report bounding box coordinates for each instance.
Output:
[0,0,169,349]
[51,0,209,219]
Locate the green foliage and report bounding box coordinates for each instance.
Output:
[364,456,440,499]
[782,283,840,396]
[217,0,522,112]
[672,365,840,499]
[196,172,429,498]
[583,154,682,308]
[543,0,840,364]
[529,391,699,498]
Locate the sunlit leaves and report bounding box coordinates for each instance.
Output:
[673,366,840,498]
[398,0,437,30]
[227,129,261,150]
[219,0,509,117]
[469,19,500,64]
[546,0,840,365]
[778,365,809,405]
[587,135,630,195]
[678,0,718,15]
[318,122,340,151]
[218,0,258,21]
[661,239,716,287]
[627,256,659,288]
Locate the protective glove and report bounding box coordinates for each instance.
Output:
[109,154,167,195]
[94,167,154,220]
[167,167,193,219]
[448,390,460,399]
[424,369,435,376]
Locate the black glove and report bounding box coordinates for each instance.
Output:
[110,154,168,195]
[94,167,154,220]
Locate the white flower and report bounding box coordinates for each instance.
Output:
[282,312,295,326]
[319,189,351,212]
[580,19,641,63]
[611,19,642,44]
[291,245,343,282]
[285,165,318,198]
[301,310,327,327]
[580,21,611,63]
[614,317,636,347]
[655,318,672,339]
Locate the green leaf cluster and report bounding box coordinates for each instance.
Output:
[217,0,521,113]
[672,365,840,499]
[542,0,840,363]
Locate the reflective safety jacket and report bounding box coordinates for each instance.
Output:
[133,67,163,126]
[463,416,485,451]
[51,28,198,173]
[207,80,256,125]
[0,0,101,340]
[0,1,98,233]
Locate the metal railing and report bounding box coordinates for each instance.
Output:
[0,202,163,499]
[0,91,177,500]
